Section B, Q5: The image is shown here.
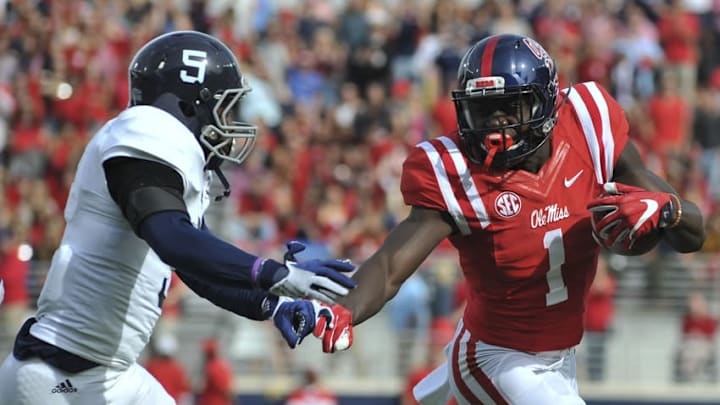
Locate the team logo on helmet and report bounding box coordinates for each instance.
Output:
[523,38,554,71]
[523,38,546,60]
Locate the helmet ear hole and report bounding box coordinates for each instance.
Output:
[179,101,196,117]
[199,88,213,102]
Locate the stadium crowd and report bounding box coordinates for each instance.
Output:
[2,0,720,397]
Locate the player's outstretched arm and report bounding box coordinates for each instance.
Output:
[175,269,323,348]
[312,207,453,353]
[104,157,356,304]
[597,141,705,253]
[342,206,454,325]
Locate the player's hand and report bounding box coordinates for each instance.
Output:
[312,302,354,353]
[257,241,356,305]
[587,182,679,250]
[270,297,318,349]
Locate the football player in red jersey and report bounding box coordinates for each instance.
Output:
[313,34,706,404]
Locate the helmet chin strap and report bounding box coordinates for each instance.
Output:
[482,132,514,170]
[213,168,231,201]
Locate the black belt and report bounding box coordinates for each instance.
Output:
[13,318,100,373]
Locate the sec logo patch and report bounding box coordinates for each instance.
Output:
[495,191,522,218]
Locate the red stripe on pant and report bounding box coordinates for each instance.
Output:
[451,329,509,405]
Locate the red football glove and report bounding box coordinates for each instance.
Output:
[587,182,680,251]
[312,302,353,353]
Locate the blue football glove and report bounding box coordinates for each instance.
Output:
[270,297,333,348]
[253,241,357,304]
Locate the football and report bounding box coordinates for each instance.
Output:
[591,207,662,256]
[612,231,662,256]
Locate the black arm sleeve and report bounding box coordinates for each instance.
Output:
[139,210,263,288]
[174,270,276,321]
[103,157,187,234]
[105,158,276,290]
[104,158,284,316]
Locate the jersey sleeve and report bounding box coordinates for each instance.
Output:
[400,144,447,212]
[566,81,630,184]
[98,106,206,183]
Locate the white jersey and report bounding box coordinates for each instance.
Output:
[31,106,212,369]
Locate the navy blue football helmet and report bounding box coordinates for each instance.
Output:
[452,34,560,169]
[129,31,257,174]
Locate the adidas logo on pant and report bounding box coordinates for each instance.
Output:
[51,379,78,394]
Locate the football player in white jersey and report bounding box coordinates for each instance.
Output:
[0,31,355,405]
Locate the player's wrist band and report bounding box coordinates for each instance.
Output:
[251,257,266,288]
[667,194,683,229]
[252,258,285,289]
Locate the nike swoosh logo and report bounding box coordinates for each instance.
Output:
[633,199,659,236]
[564,170,583,187]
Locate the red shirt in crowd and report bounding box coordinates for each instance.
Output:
[0,244,29,305]
[647,92,688,153]
[657,11,700,63]
[683,314,718,340]
[584,278,616,333]
[145,356,191,402]
[198,340,233,405]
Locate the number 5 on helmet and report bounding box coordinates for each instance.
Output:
[312,302,354,353]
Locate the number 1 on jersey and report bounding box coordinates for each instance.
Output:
[544,228,568,306]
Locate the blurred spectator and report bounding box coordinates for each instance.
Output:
[430,83,457,137]
[576,40,614,91]
[0,214,31,344]
[583,255,617,382]
[353,81,392,142]
[646,72,691,159]
[254,20,293,105]
[674,291,718,383]
[693,73,720,201]
[387,272,432,375]
[286,47,328,110]
[284,368,338,405]
[388,5,422,81]
[0,81,16,159]
[531,0,582,53]
[338,0,370,50]
[240,61,284,129]
[701,206,720,253]
[489,0,532,37]
[198,338,234,405]
[145,334,192,405]
[330,81,364,141]
[657,0,701,103]
[611,1,664,103]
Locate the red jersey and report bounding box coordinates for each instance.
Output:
[145,357,190,401]
[401,82,629,352]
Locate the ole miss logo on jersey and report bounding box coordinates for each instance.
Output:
[494,191,521,218]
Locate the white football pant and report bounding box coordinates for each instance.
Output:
[0,353,175,405]
[414,320,586,405]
